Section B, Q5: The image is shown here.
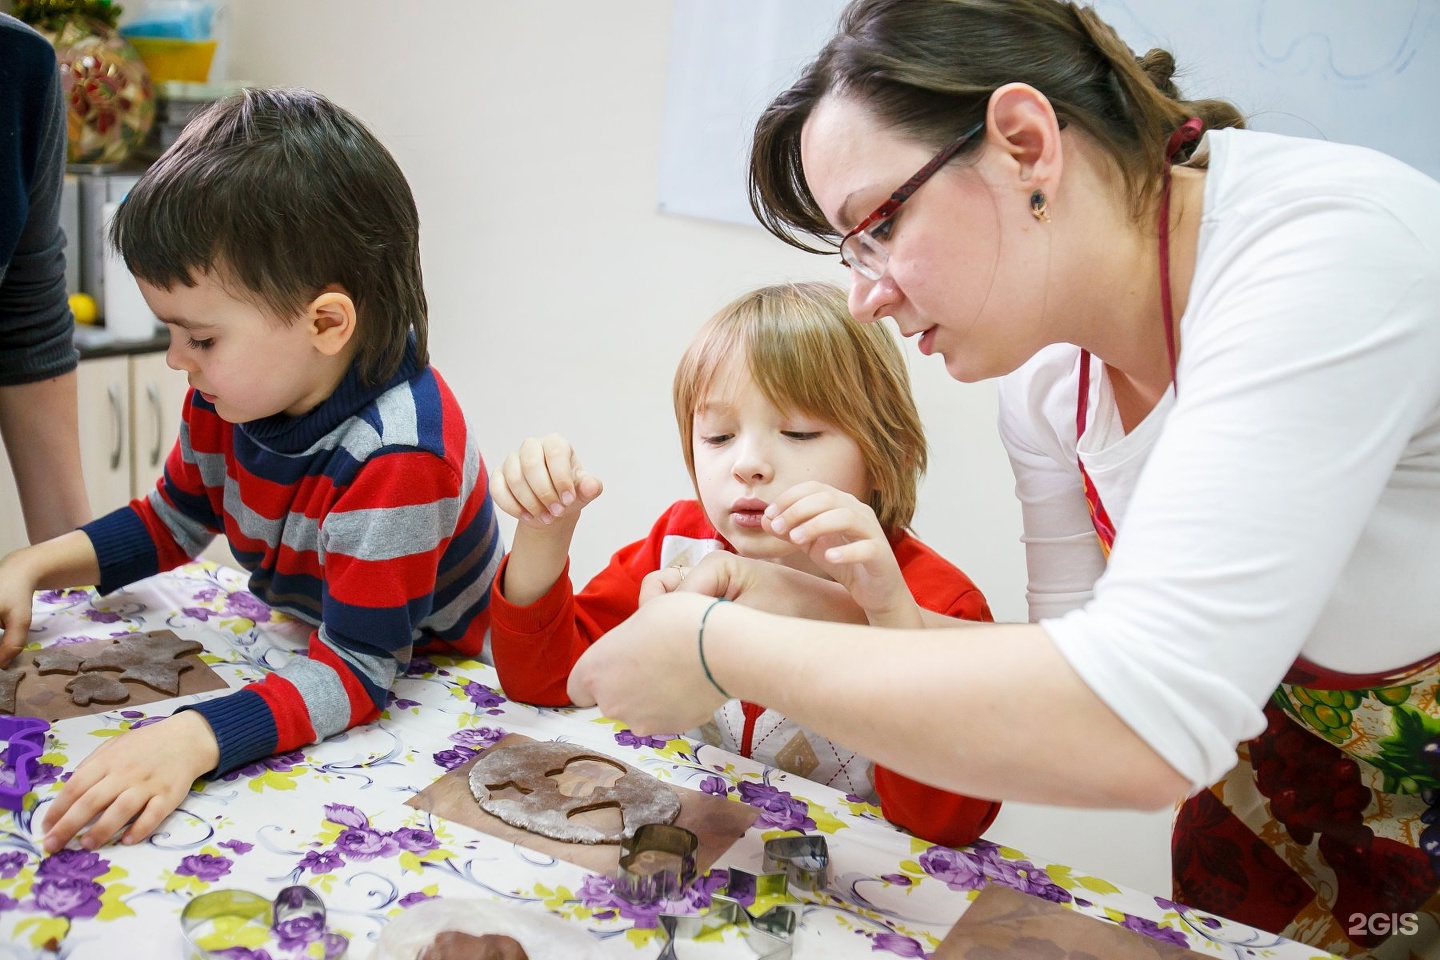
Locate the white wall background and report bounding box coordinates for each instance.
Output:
[216,0,1184,894]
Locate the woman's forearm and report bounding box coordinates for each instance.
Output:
[0,372,92,541]
[706,605,1193,809]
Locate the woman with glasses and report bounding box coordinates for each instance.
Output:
[568,1,1440,954]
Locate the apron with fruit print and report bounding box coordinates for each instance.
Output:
[1080,120,1440,958]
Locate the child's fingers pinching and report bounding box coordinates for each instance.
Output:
[0,616,29,667]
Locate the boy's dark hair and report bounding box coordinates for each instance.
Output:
[112,87,427,385]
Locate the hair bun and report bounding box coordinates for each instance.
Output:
[1137,48,1180,99]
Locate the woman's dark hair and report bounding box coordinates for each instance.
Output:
[750,0,1245,253]
[112,87,427,385]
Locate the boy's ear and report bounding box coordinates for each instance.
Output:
[305,286,357,357]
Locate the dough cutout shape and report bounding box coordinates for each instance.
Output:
[0,668,21,714]
[66,673,131,706]
[32,649,84,675]
[469,741,680,845]
[79,634,202,696]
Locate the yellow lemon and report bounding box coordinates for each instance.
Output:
[69,292,98,325]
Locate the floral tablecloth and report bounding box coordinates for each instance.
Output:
[0,563,1335,959]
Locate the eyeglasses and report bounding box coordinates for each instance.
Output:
[838,121,985,282]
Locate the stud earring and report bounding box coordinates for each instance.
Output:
[1029,189,1051,222]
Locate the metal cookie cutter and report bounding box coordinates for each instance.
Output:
[617,823,699,903]
[761,835,831,893]
[0,716,49,811]
[180,884,348,959]
[657,894,798,960]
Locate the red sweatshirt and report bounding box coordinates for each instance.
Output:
[490,499,1000,848]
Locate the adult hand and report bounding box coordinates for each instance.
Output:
[490,434,603,529]
[41,711,218,851]
[648,550,868,624]
[764,481,921,628]
[568,592,728,735]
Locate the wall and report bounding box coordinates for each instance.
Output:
[220,1,1178,894]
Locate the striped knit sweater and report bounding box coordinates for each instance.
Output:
[81,346,501,774]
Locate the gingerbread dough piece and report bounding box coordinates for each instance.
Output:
[32,648,84,675]
[468,741,680,844]
[66,673,131,706]
[79,634,202,694]
[419,932,529,960]
[0,667,21,714]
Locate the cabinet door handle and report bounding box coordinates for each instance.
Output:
[108,383,123,470]
[146,382,163,467]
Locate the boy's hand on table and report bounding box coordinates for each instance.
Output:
[764,481,923,628]
[40,711,219,852]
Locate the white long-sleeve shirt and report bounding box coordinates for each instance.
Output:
[998,128,1440,789]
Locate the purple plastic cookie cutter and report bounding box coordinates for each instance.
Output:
[0,715,50,811]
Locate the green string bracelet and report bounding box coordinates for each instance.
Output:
[697,597,731,699]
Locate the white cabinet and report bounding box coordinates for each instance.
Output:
[0,351,232,566]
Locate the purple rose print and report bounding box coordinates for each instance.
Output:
[334,827,400,861]
[326,803,398,860]
[698,776,730,797]
[433,727,507,770]
[982,857,1071,903]
[0,851,26,879]
[219,839,254,855]
[221,749,305,782]
[191,586,222,602]
[392,828,439,854]
[406,655,437,676]
[451,727,506,751]
[577,866,729,928]
[0,893,18,912]
[868,931,930,957]
[36,848,108,881]
[880,873,913,887]
[433,748,478,771]
[176,853,233,882]
[462,682,506,713]
[399,891,438,907]
[388,693,422,710]
[297,849,343,875]
[224,590,272,622]
[735,782,816,831]
[83,610,122,624]
[274,912,326,951]
[31,876,105,918]
[917,846,987,892]
[181,606,217,621]
[615,730,670,750]
[1120,914,1191,948]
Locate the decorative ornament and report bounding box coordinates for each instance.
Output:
[16,0,155,166]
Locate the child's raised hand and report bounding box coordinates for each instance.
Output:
[40,711,218,852]
[763,481,923,628]
[490,434,603,531]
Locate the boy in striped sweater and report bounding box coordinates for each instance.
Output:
[0,88,502,852]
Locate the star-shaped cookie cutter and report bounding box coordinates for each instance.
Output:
[0,715,50,811]
[652,835,828,959]
[657,894,798,959]
[180,884,348,959]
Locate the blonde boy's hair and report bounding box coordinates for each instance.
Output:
[672,281,927,532]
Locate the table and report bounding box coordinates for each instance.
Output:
[0,563,1334,959]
